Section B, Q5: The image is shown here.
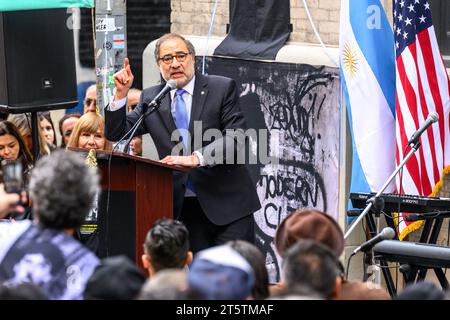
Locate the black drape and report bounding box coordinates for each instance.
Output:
[214,0,291,60]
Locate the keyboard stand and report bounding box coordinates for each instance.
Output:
[349,192,450,294]
[411,217,447,286]
[364,210,397,296]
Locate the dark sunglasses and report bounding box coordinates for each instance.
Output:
[85,98,97,106]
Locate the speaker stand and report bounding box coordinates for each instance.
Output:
[29,112,40,163]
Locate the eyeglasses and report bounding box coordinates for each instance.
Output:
[84,98,96,106]
[158,52,191,65]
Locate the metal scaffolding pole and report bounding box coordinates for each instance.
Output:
[94,0,127,114]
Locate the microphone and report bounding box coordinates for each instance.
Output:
[147,79,177,108]
[407,112,439,145]
[112,79,178,154]
[120,102,149,154]
[352,227,396,255]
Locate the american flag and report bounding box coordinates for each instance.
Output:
[393,0,450,240]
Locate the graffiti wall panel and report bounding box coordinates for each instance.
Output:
[199,57,340,281]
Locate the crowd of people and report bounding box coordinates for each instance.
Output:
[0,167,445,300]
[0,32,447,301]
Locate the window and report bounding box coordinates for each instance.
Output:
[430,0,450,67]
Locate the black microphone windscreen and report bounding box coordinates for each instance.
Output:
[405,214,421,222]
[166,79,177,90]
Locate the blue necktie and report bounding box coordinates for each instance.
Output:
[174,89,195,193]
[174,89,189,149]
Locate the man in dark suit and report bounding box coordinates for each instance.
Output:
[105,33,261,253]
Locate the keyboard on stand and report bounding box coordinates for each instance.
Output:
[373,240,450,289]
[350,192,450,293]
[350,192,450,213]
[374,240,450,269]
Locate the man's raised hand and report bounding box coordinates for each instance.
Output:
[113,58,135,100]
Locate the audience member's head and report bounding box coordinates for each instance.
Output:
[83,84,97,114]
[281,239,343,299]
[38,112,57,148]
[142,218,191,277]
[274,209,391,300]
[0,120,33,200]
[29,150,99,230]
[0,120,33,163]
[337,280,391,300]
[59,113,81,148]
[226,240,269,299]
[8,113,49,157]
[84,255,146,300]
[395,281,445,300]
[7,114,33,150]
[130,136,143,156]
[67,112,112,151]
[0,283,48,300]
[138,269,188,300]
[275,208,344,257]
[187,245,255,300]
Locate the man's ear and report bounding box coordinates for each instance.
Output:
[332,276,343,299]
[141,254,150,269]
[185,251,193,266]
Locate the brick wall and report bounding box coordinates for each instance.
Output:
[170,0,342,45]
[291,0,340,45]
[170,1,395,47]
[170,0,229,37]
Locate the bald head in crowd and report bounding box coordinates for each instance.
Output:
[84,85,97,113]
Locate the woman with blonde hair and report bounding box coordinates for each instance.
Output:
[67,112,112,151]
[66,112,112,253]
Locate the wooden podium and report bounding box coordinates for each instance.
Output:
[69,148,184,268]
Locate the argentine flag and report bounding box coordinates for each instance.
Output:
[340,1,396,209]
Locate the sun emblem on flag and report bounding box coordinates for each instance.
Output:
[342,42,358,79]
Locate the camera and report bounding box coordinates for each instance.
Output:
[2,159,23,194]
[1,159,29,209]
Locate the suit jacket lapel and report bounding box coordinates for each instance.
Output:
[189,74,208,133]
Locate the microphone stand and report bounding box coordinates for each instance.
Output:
[114,101,159,154]
[344,140,421,240]
[345,141,421,295]
[104,100,162,256]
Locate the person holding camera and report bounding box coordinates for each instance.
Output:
[0,150,100,299]
[0,184,25,220]
[0,120,33,220]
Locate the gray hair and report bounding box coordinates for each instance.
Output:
[154,33,196,63]
[29,150,100,229]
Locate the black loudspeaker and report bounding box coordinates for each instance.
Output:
[0,9,77,113]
